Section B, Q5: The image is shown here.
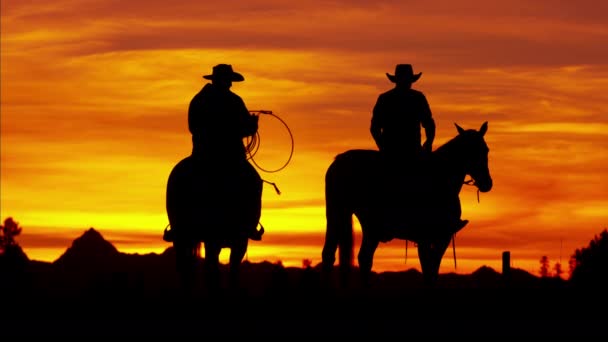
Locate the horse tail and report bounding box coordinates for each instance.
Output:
[166,157,199,243]
[165,157,203,290]
[166,158,185,236]
[322,154,355,271]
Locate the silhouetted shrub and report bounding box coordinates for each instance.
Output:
[569,228,608,288]
[0,217,22,254]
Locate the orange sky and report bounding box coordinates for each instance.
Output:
[2,1,607,276]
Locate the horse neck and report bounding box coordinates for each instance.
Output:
[432,138,468,193]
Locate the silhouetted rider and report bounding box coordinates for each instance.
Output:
[370,64,466,239]
[189,64,258,161]
[188,64,263,241]
[371,64,435,168]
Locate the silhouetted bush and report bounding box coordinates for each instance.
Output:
[0,217,23,254]
[569,228,608,289]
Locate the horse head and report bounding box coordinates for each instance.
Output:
[455,121,493,193]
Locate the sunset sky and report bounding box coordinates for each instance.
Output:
[2,0,607,276]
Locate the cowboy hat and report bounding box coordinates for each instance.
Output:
[386,64,422,83]
[203,64,244,82]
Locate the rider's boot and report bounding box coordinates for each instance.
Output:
[451,219,469,235]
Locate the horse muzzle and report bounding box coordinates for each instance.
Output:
[477,178,493,193]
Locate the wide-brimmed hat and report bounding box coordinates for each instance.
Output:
[203,64,244,82]
[386,64,422,83]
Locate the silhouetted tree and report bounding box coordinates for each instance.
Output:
[553,262,563,278]
[0,217,22,254]
[0,217,29,291]
[539,255,550,277]
[569,228,608,288]
[568,256,576,279]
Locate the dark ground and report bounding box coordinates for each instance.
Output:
[6,288,606,338]
[2,232,606,338]
[4,263,606,338]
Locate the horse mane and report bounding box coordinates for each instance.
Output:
[434,131,465,155]
[333,129,474,162]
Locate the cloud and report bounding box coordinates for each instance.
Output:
[4,1,608,67]
[3,0,608,273]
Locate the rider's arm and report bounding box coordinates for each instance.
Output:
[370,95,384,151]
[420,93,435,152]
[235,96,258,138]
[187,96,200,136]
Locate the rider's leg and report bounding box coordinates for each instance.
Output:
[447,196,468,235]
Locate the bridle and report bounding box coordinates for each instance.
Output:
[464,178,480,203]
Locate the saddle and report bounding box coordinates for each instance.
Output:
[378,152,431,202]
[165,155,263,245]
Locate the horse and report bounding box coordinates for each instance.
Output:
[165,155,263,294]
[321,122,493,288]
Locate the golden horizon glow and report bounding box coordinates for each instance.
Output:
[2,1,608,277]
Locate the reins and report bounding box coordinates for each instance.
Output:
[404,178,482,270]
[450,178,482,269]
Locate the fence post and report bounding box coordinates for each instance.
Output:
[502,251,511,287]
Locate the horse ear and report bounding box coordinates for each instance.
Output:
[479,121,488,136]
[455,123,465,135]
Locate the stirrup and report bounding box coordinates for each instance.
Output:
[249,223,265,241]
[163,224,174,242]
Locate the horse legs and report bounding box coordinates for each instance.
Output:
[358,233,379,288]
[321,212,340,270]
[203,241,222,294]
[174,240,201,295]
[418,242,437,287]
[228,238,249,291]
[321,206,353,289]
[418,236,452,287]
[320,236,337,291]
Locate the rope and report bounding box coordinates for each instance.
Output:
[246,110,294,173]
[452,234,457,269]
[263,179,281,195]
